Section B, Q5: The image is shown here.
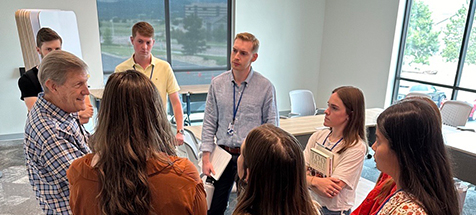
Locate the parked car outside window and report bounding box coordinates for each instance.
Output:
[408,84,446,107]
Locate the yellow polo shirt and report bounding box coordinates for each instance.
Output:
[114,54,180,106]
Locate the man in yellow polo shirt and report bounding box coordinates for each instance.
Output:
[115,21,184,145]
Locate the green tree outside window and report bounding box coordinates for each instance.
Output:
[404,1,440,65]
[176,14,208,55]
[441,2,476,65]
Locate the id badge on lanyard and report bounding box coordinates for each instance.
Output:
[227,122,235,136]
[227,83,246,136]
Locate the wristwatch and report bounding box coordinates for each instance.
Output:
[177,129,185,135]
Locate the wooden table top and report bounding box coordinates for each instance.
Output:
[443,125,476,156]
[178,84,210,95]
[186,108,384,140]
[89,88,104,100]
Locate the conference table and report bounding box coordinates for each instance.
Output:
[89,89,104,109]
[178,84,209,125]
[442,125,476,185]
[185,108,384,148]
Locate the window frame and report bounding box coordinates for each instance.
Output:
[164,0,232,73]
[98,0,232,75]
[392,0,476,103]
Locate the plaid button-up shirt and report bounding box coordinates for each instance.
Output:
[24,93,91,215]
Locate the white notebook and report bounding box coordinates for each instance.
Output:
[209,145,232,180]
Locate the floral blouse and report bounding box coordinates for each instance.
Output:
[377,191,426,215]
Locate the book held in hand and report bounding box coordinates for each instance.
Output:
[209,145,232,180]
[309,145,334,177]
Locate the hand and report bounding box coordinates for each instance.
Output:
[78,103,94,124]
[79,103,94,119]
[202,160,216,177]
[309,177,342,198]
[175,132,184,146]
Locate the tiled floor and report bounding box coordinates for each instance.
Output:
[0,139,42,215]
[1,138,475,214]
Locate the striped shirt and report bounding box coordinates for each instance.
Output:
[24,93,91,215]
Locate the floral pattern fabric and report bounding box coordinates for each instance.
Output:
[377,191,426,215]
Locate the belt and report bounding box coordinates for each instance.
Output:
[219,145,241,155]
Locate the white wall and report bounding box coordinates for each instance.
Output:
[0,0,103,136]
[234,0,400,110]
[235,0,326,111]
[317,0,400,108]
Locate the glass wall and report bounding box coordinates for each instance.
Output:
[394,0,476,123]
[96,0,231,85]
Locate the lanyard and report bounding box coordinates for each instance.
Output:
[376,189,402,214]
[322,131,343,151]
[133,64,155,79]
[232,82,246,124]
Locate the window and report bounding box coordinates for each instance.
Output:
[393,0,476,123]
[96,0,231,85]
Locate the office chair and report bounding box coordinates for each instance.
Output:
[175,128,202,172]
[405,92,431,99]
[289,89,316,117]
[440,100,472,127]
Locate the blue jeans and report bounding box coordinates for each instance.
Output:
[321,206,351,215]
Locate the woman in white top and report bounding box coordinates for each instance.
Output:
[304,86,367,215]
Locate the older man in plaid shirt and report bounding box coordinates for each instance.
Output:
[23,50,91,214]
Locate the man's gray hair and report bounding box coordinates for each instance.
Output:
[38,50,88,92]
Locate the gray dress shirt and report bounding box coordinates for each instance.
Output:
[200,68,279,152]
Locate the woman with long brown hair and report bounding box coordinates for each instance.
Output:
[233,124,320,215]
[352,96,442,215]
[372,99,459,215]
[67,70,207,215]
[304,86,367,215]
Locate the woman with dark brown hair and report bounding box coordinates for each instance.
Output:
[372,99,458,214]
[304,86,367,215]
[233,124,320,215]
[67,70,207,215]
[352,96,442,215]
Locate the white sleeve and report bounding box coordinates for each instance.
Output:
[331,141,366,190]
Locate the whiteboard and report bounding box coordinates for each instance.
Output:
[37,10,83,59]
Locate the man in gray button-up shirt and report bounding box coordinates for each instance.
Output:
[200,32,278,214]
